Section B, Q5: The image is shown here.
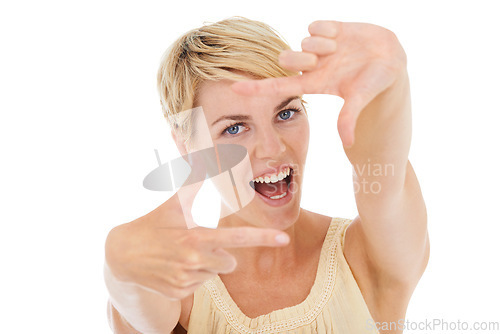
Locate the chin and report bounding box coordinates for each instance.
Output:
[262,212,299,230]
[245,196,302,230]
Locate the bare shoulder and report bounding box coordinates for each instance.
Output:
[299,209,334,237]
[343,215,414,321]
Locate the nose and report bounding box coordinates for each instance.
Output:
[253,127,286,159]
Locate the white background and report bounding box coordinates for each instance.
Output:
[1,0,499,333]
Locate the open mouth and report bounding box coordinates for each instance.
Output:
[249,168,293,200]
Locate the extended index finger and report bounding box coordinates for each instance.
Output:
[202,227,290,248]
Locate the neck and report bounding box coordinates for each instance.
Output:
[217,207,310,277]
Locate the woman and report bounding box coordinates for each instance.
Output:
[104,17,429,334]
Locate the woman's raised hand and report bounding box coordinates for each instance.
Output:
[105,188,289,301]
[231,20,407,147]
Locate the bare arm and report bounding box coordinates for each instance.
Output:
[103,185,290,334]
[108,300,140,334]
[104,261,181,334]
[231,21,430,287]
[341,66,429,290]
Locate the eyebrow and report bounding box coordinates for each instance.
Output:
[210,96,300,127]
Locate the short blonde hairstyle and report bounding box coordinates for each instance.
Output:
[157,16,299,146]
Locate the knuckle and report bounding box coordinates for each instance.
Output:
[179,231,202,248]
[105,225,125,252]
[104,233,120,262]
[183,250,202,268]
[173,271,191,287]
[105,224,135,265]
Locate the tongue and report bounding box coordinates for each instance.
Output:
[254,179,288,198]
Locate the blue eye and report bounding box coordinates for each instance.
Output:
[227,125,241,135]
[279,110,293,120]
[221,107,301,137]
[222,122,245,136]
[279,107,300,120]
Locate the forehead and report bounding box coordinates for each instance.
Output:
[195,79,288,118]
[196,79,239,104]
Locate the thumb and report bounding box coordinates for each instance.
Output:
[337,97,361,148]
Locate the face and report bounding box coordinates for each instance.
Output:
[186,78,310,230]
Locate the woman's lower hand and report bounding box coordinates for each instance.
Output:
[104,198,290,301]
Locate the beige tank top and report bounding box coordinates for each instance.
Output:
[187,217,379,333]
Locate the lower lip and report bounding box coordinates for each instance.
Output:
[252,173,294,207]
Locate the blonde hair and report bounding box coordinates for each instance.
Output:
[157,16,299,146]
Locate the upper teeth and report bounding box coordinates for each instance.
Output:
[252,167,291,184]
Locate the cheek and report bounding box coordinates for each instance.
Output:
[288,120,310,155]
[207,147,256,216]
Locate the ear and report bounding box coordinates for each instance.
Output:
[171,130,189,156]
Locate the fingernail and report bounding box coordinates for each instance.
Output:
[275,233,290,244]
